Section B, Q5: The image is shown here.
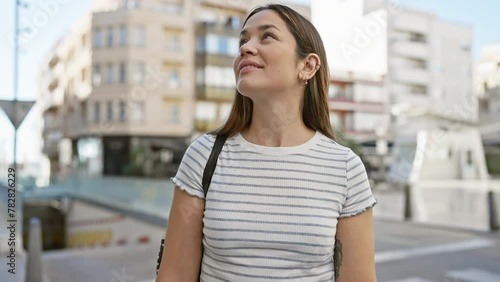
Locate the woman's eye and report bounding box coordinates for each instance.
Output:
[239,38,248,47]
[263,32,274,40]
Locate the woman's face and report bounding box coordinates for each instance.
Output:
[233,10,301,98]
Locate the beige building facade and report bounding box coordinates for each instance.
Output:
[39,0,309,178]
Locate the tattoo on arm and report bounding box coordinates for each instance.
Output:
[334,239,343,279]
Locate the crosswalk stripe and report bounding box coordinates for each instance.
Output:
[385,277,436,282]
[375,239,494,263]
[446,268,500,282]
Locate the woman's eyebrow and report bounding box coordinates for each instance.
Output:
[240,24,280,37]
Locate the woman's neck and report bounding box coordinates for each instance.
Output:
[241,102,315,147]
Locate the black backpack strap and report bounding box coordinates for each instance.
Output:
[202,134,227,198]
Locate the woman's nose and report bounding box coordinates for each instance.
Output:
[239,41,257,56]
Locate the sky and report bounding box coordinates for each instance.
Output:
[0,0,499,166]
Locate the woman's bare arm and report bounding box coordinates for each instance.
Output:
[156,186,205,282]
[335,209,377,282]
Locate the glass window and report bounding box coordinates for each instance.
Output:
[81,33,89,47]
[119,63,127,83]
[94,102,100,123]
[92,65,101,86]
[119,101,126,122]
[133,101,145,122]
[133,26,145,47]
[106,27,113,47]
[107,101,113,121]
[228,37,239,56]
[119,25,127,46]
[167,34,181,51]
[218,36,228,55]
[196,36,206,53]
[169,104,180,123]
[105,64,114,84]
[206,34,218,54]
[125,0,141,9]
[93,28,102,48]
[196,67,204,85]
[168,69,180,89]
[160,2,182,14]
[133,63,145,83]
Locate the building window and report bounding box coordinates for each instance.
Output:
[410,84,427,95]
[107,101,113,121]
[119,63,127,83]
[160,2,182,14]
[169,103,180,123]
[119,101,126,122]
[409,32,426,43]
[206,34,218,54]
[105,63,114,84]
[133,63,145,83]
[167,34,181,51]
[196,36,206,53]
[218,36,228,55]
[94,102,101,123]
[168,70,180,89]
[82,33,89,47]
[119,25,127,46]
[133,101,145,122]
[93,28,102,48]
[124,0,141,9]
[133,26,145,47]
[106,27,114,47]
[196,67,204,85]
[92,65,101,86]
[81,67,88,83]
[228,37,239,56]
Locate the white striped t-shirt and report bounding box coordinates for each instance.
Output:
[170,130,377,281]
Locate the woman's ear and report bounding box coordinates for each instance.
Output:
[299,53,321,81]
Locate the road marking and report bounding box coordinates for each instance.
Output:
[446,268,500,282]
[385,277,436,282]
[375,239,495,264]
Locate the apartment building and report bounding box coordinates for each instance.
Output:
[312,0,475,138]
[328,71,386,143]
[477,43,500,124]
[476,44,500,149]
[39,0,309,178]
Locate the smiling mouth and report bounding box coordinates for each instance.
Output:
[240,66,262,73]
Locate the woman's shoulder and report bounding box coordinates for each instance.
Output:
[183,133,217,158]
[317,135,354,158]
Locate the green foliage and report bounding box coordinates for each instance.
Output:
[122,163,144,176]
[485,151,500,175]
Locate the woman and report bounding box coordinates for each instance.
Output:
[157,4,377,281]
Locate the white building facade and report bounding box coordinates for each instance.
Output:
[312,0,475,137]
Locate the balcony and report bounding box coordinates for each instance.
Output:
[195,119,220,132]
[196,21,240,38]
[391,68,429,85]
[196,85,235,102]
[48,78,59,92]
[48,54,60,69]
[392,40,429,60]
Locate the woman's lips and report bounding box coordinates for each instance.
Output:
[240,66,262,74]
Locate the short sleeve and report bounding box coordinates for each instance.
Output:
[170,135,214,199]
[339,150,377,218]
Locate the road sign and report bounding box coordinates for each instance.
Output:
[0,99,35,129]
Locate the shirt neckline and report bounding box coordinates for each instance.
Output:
[233,130,322,156]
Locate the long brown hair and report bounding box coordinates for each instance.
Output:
[209,4,334,140]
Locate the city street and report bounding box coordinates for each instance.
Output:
[2,214,500,281]
[375,220,500,282]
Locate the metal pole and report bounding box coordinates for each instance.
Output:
[25,218,45,282]
[13,0,20,173]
